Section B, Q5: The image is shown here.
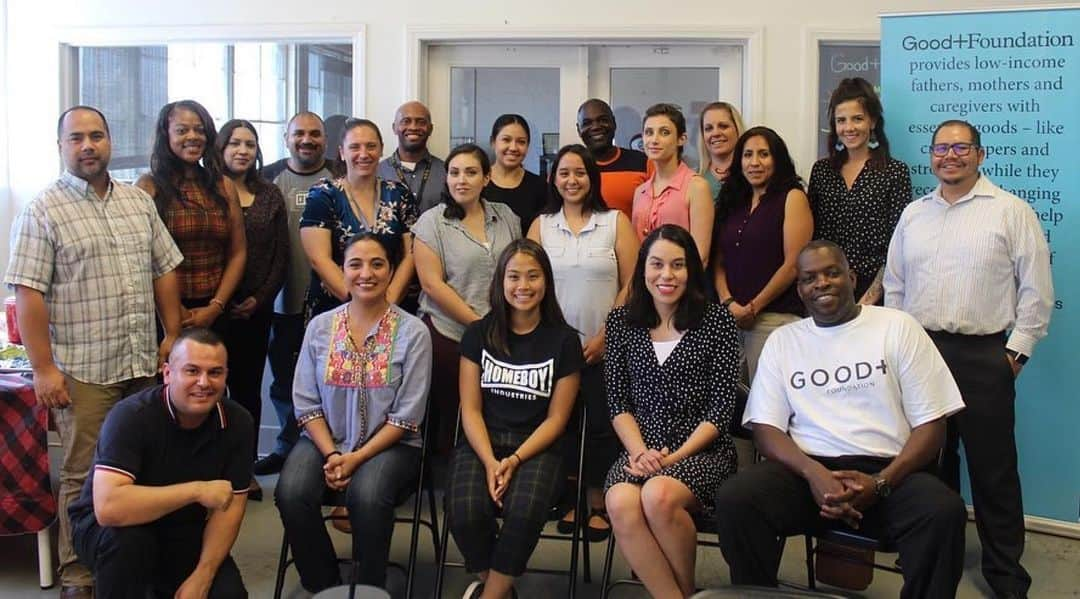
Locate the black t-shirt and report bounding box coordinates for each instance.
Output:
[483,170,548,235]
[460,315,584,433]
[68,386,254,529]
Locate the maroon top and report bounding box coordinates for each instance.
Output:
[716,188,803,316]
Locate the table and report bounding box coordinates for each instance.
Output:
[0,372,55,589]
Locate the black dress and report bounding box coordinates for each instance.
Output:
[602,303,740,508]
[808,157,912,301]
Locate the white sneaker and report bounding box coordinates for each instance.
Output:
[462,580,484,599]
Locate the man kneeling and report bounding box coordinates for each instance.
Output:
[714,241,967,599]
[69,328,253,598]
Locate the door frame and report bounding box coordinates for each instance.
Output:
[405,25,764,126]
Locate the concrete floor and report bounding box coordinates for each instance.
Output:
[2,453,1078,598]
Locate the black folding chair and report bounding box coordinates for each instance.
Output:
[433,403,589,598]
[272,421,440,599]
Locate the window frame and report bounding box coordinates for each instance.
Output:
[57,23,364,173]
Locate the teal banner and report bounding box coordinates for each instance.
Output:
[882,8,1079,523]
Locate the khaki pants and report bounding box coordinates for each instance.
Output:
[53,374,155,586]
[738,311,802,384]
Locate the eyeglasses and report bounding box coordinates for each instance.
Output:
[930,143,978,157]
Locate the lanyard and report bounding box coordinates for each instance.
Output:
[390,151,432,203]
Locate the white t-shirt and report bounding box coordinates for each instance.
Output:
[743,305,965,458]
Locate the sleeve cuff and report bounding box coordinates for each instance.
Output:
[296,409,326,428]
[386,416,420,432]
[1005,330,1038,358]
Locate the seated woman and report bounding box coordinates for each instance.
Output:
[604,224,740,599]
[449,239,584,599]
[300,118,418,321]
[274,232,432,594]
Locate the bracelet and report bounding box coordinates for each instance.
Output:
[511,452,523,465]
[323,450,342,463]
[209,298,226,312]
[722,297,735,307]
[748,299,757,317]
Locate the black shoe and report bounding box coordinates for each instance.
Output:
[247,478,263,501]
[253,453,286,476]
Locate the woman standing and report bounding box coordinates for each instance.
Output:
[483,114,547,234]
[275,233,431,593]
[527,144,638,540]
[713,127,813,381]
[632,103,714,264]
[216,119,289,499]
[808,77,912,304]
[412,143,520,452]
[300,118,418,321]
[696,102,745,200]
[604,225,740,599]
[449,239,584,599]
[137,100,246,336]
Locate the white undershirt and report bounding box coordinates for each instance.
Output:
[652,339,680,365]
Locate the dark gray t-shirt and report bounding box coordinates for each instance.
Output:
[377,151,447,215]
[262,159,338,315]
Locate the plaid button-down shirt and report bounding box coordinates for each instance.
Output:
[4,171,184,384]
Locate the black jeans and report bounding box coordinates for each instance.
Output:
[225,304,273,461]
[714,457,966,599]
[267,313,303,456]
[930,330,1032,597]
[72,516,246,599]
[274,437,421,592]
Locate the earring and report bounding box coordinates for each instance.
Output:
[867,133,880,150]
[834,141,845,152]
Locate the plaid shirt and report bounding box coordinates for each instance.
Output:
[163,178,231,301]
[4,171,183,384]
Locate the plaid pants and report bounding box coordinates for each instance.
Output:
[447,429,563,576]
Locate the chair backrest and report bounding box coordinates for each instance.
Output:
[728,382,752,440]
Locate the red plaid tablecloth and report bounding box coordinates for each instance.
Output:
[0,372,56,535]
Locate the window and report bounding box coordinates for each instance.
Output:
[74,42,352,180]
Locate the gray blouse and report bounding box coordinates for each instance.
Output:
[293,304,433,450]
[412,200,521,341]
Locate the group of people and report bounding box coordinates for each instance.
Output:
[4,74,1052,599]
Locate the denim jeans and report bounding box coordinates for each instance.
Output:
[274,437,421,592]
[267,313,304,456]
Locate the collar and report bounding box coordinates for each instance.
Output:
[550,209,598,233]
[594,146,622,167]
[394,149,432,166]
[642,161,692,194]
[161,386,227,430]
[59,170,112,199]
[928,174,994,206]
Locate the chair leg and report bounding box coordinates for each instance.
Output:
[427,474,441,561]
[600,531,617,599]
[405,465,426,599]
[273,528,290,599]
[804,534,816,590]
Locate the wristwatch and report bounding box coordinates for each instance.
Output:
[1005,349,1029,366]
[872,473,891,498]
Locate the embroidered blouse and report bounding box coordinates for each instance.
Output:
[293,304,433,450]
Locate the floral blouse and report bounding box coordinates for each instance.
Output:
[299,177,418,320]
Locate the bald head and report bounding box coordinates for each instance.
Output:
[798,240,850,271]
[392,101,433,158]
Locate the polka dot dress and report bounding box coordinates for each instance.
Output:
[603,303,741,509]
[807,157,912,300]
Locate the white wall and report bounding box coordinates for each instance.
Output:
[2,0,1066,272]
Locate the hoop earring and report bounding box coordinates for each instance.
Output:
[867,133,880,150]
[834,141,845,152]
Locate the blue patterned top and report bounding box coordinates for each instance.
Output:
[299,177,418,320]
